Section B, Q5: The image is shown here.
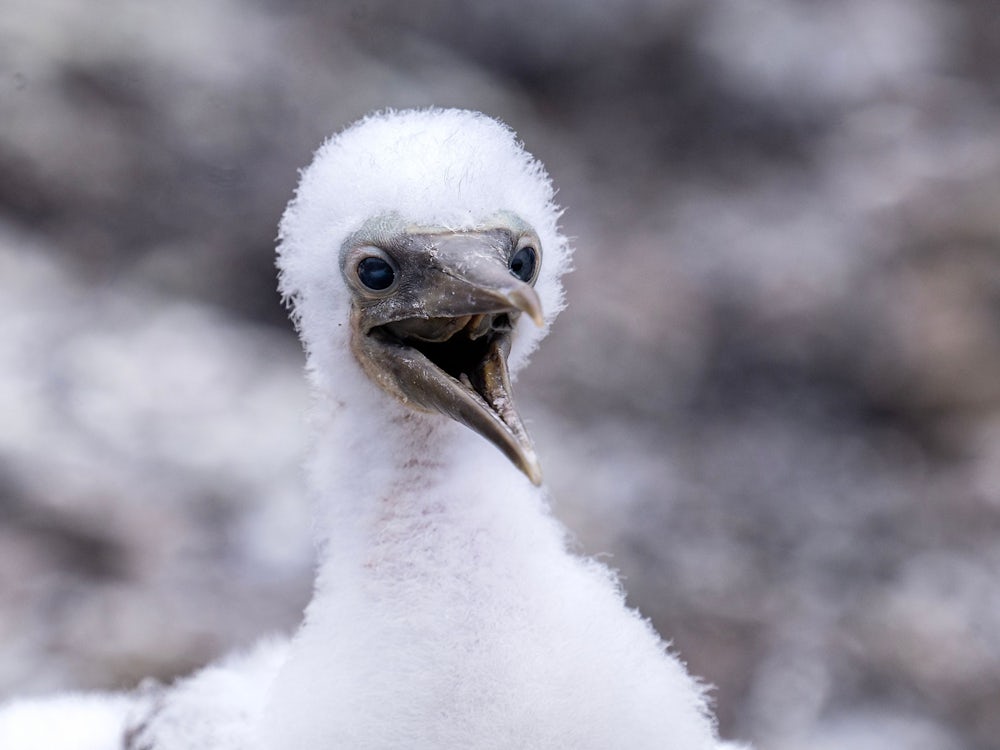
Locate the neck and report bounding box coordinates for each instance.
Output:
[258,359,718,749]
[260,364,562,741]
[306,382,557,605]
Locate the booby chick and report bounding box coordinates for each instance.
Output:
[0,108,744,749]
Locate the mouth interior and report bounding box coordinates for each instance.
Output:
[365,310,540,483]
[376,313,514,402]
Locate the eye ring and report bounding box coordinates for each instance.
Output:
[509,244,539,284]
[357,256,395,291]
[345,246,400,295]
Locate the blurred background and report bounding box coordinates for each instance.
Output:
[2,1,999,747]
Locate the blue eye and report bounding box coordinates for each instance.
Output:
[509,246,537,283]
[357,257,396,291]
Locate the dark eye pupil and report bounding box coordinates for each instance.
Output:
[509,246,537,282]
[357,257,395,290]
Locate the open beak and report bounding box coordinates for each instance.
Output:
[350,232,544,484]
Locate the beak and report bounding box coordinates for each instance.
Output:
[350,232,544,484]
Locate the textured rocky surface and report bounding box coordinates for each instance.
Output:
[2,1,999,748]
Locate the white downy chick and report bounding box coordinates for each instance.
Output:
[0,109,746,750]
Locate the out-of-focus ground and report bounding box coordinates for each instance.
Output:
[2,1,999,747]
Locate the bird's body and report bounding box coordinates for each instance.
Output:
[0,109,741,749]
[259,411,717,749]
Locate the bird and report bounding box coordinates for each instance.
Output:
[0,108,744,749]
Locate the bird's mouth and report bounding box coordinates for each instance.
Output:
[344,224,545,484]
[362,310,541,484]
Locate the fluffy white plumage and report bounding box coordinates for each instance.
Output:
[278,108,568,386]
[0,108,742,749]
[0,693,135,750]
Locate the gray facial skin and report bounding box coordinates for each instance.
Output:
[342,214,544,484]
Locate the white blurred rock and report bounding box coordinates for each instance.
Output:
[0,222,312,696]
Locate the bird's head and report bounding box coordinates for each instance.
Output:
[276,109,571,484]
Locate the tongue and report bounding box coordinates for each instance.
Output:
[384,315,473,343]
